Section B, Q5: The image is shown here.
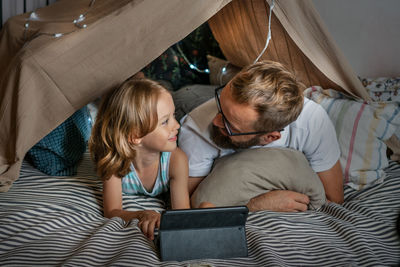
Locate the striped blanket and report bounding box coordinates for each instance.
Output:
[1,153,400,266]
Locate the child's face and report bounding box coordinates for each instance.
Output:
[140,91,180,152]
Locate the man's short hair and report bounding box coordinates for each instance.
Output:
[230,61,304,132]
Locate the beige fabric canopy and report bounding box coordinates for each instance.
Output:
[0,0,230,192]
[0,0,370,192]
[209,0,370,99]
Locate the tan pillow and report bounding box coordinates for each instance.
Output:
[207,55,241,86]
[192,147,326,210]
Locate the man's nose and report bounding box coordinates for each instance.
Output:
[212,113,225,128]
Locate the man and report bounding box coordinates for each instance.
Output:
[178,61,344,212]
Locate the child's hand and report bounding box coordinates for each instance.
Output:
[137,210,161,240]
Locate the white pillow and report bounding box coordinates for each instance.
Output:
[304,86,400,190]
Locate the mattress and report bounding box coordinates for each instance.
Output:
[0,152,399,266]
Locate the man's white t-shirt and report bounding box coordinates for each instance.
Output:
[178,97,340,177]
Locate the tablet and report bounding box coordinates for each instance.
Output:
[156,206,249,261]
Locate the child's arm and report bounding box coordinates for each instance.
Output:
[103,175,160,240]
[169,148,191,209]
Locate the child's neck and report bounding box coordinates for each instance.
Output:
[132,149,161,192]
[132,149,160,172]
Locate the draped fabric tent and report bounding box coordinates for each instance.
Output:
[0,0,370,192]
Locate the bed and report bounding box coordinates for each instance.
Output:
[1,1,400,266]
[1,142,400,266]
[1,82,400,266]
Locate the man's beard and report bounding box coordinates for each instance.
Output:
[210,124,261,149]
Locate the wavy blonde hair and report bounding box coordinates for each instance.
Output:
[230,60,304,132]
[89,78,167,180]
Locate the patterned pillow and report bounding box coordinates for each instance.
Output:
[360,77,400,102]
[360,77,400,162]
[304,86,400,190]
[26,106,93,176]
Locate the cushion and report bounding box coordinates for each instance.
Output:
[360,76,400,162]
[172,84,216,122]
[26,106,93,176]
[206,55,241,86]
[360,77,400,102]
[191,147,326,210]
[304,86,400,190]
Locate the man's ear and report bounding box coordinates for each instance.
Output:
[259,131,281,145]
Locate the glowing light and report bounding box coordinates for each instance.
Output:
[23,0,96,40]
[29,12,38,20]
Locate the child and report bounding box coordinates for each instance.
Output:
[89,78,190,240]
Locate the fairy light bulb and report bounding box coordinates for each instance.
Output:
[23,0,95,40]
[29,12,38,19]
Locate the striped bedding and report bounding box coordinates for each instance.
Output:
[1,152,400,266]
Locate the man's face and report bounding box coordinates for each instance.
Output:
[211,84,263,149]
[210,124,261,149]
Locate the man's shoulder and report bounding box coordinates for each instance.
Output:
[288,97,331,135]
[297,97,329,121]
[303,97,325,111]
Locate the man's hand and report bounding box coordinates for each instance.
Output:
[137,210,161,240]
[246,190,310,212]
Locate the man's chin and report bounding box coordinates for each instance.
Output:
[210,127,235,149]
[210,125,260,149]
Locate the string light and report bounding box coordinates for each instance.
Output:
[23,0,95,41]
[22,0,273,73]
[254,0,275,63]
[175,43,210,74]
[218,62,229,85]
[174,0,274,78]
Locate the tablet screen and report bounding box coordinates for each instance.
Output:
[160,205,248,230]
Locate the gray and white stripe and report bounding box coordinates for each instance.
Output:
[1,156,399,266]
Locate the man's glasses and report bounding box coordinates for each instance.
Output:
[214,85,271,136]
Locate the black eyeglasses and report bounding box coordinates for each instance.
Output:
[214,85,271,136]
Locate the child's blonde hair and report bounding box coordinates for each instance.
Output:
[230,60,304,132]
[89,78,168,180]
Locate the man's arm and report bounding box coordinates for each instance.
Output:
[246,190,310,212]
[317,159,344,204]
[245,160,344,212]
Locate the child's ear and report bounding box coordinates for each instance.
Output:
[129,135,142,146]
